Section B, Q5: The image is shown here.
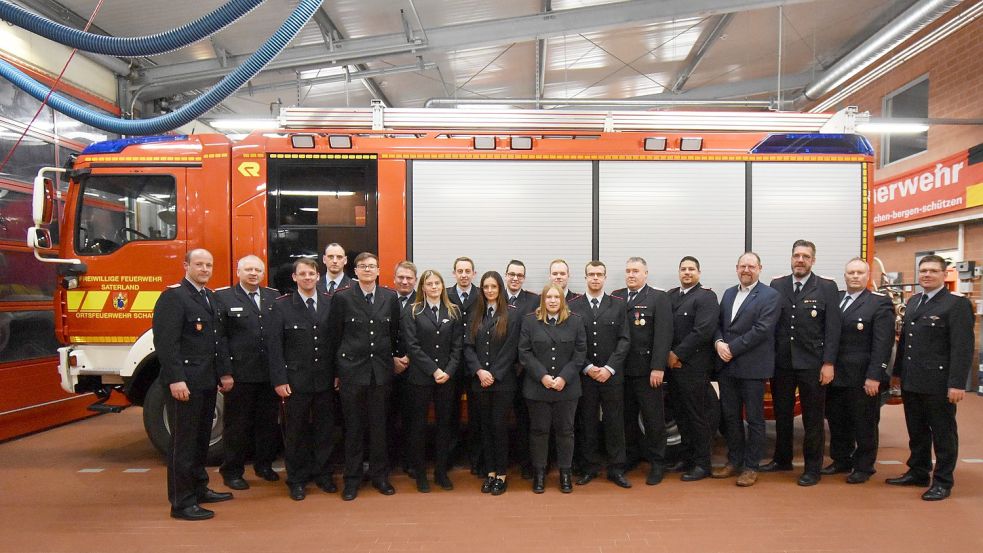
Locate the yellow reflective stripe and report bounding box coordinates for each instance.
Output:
[130,291,162,312]
[69,336,138,343]
[67,291,86,311]
[80,291,110,311]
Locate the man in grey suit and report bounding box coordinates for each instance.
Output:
[711,252,780,487]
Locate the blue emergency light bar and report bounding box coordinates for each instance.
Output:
[82,135,189,155]
[750,133,874,156]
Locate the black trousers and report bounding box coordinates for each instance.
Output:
[387,377,408,471]
[166,386,217,510]
[528,398,578,470]
[404,381,456,476]
[624,375,666,467]
[719,375,765,470]
[476,390,512,474]
[282,388,336,486]
[577,379,626,474]
[340,381,391,482]
[771,366,826,473]
[667,369,712,471]
[826,385,881,474]
[220,381,280,479]
[450,376,482,469]
[512,370,532,469]
[902,390,958,488]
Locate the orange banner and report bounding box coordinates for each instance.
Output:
[872,150,983,227]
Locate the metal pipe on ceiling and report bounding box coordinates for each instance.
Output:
[423,97,774,109]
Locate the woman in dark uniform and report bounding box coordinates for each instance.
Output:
[464,271,520,495]
[519,283,587,493]
[401,269,463,492]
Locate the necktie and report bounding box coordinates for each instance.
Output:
[306,297,316,315]
[199,288,210,309]
[508,295,517,306]
[400,296,408,309]
[327,280,336,294]
[794,282,803,296]
[249,291,259,309]
[917,294,929,311]
[365,292,373,305]
[627,291,637,305]
[431,305,439,321]
[461,292,469,303]
[487,306,494,319]
[840,295,852,311]
[548,317,557,326]
[591,298,599,313]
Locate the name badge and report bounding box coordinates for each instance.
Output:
[230,307,243,312]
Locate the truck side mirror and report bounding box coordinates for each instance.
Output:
[27,227,52,249]
[32,176,55,225]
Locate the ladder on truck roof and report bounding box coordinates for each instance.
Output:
[280,104,863,134]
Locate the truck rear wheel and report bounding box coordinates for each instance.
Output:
[142,377,226,466]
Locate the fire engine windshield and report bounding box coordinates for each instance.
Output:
[75,174,177,255]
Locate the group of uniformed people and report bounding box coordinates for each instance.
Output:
[152,241,976,521]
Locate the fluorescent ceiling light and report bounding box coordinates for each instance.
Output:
[209,119,279,130]
[279,190,355,196]
[856,122,929,134]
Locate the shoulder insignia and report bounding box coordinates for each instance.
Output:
[214,286,231,291]
[871,291,886,296]
[653,287,665,292]
[319,291,332,297]
[506,304,518,310]
[610,294,625,300]
[167,283,182,288]
[276,293,291,300]
[265,287,280,294]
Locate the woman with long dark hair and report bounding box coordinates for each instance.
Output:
[464,271,520,495]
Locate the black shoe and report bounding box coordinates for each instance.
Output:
[416,476,431,493]
[559,470,573,493]
[759,460,793,472]
[797,472,821,487]
[820,462,852,475]
[170,505,214,521]
[223,477,249,491]
[846,471,871,484]
[255,468,280,482]
[435,473,454,490]
[315,478,337,494]
[886,473,930,487]
[342,481,359,501]
[198,489,233,504]
[921,484,951,501]
[372,479,396,495]
[576,471,598,486]
[607,472,632,488]
[481,476,496,493]
[667,460,689,473]
[646,466,664,486]
[521,465,534,480]
[681,466,709,482]
[491,478,508,496]
[288,483,306,501]
[532,469,546,494]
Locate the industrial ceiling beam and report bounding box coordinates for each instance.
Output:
[310,6,392,107]
[670,13,733,94]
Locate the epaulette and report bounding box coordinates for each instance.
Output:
[506,303,517,310]
[378,285,395,292]
[871,291,886,296]
[214,286,231,291]
[275,293,291,300]
[816,274,835,281]
[319,291,332,297]
[652,287,665,292]
[568,294,583,301]
[266,286,280,294]
[611,294,625,300]
[167,283,182,288]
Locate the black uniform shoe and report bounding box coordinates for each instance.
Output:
[846,471,871,484]
[576,472,598,486]
[255,468,279,482]
[170,505,214,521]
[491,479,508,496]
[645,466,664,486]
[315,479,337,493]
[435,473,454,490]
[886,473,930,487]
[481,476,496,493]
[532,469,546,494]
[342,481,359,501]
[820,462,852,475]
[667,460,689,473]
[607,472,632,488]
[559,470,573,493]
[223,477,249,491]
[198,489,233,504]
[921,485,951,501]
[759,460,793,472]
[681,466,709,482]
[288,484,306,501]
[797,472,821,487]
[372,479,396,495]
[416,476,431,493]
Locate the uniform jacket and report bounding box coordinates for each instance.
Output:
[770,273,841,371]
[565,290,580,303]
[896,287,975,395]
[214,284,279,383]
[326,284,401,386]
[506,289,540,317]
[568,293,630,385]
[394,290,417,358]
[267,291,333,393]
[316,274,352,295]
[519,312,587,402]
[152,278,228,390]
[464,305,521,392]
[715,282,780,380]
[831,289,894,387]
[448,284,480,335]
[668,283,720,375]
[611,285,673,376]
[401,302,464,386]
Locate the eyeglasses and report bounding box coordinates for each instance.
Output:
[505,272,525,279]
[357,264,378,270]
[736,265,759,271]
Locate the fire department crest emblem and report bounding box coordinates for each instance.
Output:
[113,292,128,310]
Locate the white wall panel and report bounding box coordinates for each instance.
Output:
[599,162,746,295]
[751,163,863,288]
[412,161,593,292]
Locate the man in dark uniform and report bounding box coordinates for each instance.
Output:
[569,261,632,488]
[326,252,401,501]
[666,256,719,482]
[505,259,539,479]
[215,255,281,490]
[762,240,841,486]
[390,260,418,475]
[153,248,233,521]
[824,258,894,484]
[613,256,673,486]
[887,254,975,501]
[550,259,580,301]
[317,242,353,295]
[268,258,336,501]
[447,256,481,474]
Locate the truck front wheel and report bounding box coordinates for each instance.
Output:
[142,377,226,465]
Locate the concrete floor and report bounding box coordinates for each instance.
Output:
[3,397,983,553]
